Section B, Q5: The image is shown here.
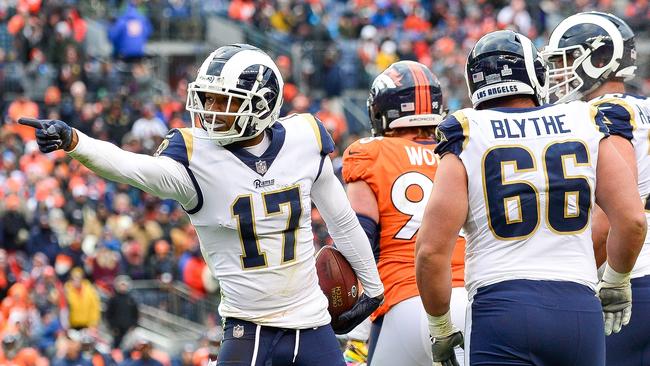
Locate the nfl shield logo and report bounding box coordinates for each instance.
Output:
[255,160,268,175]
[233,324,244,338]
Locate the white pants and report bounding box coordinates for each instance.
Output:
[370,287,468,366]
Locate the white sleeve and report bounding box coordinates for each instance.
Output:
[311,156,384,298]
[67,130,199,209]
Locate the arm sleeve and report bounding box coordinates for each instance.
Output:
[311,156,384,298]
[67,130,198,209]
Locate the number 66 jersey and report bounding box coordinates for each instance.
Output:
[435,102,610,296]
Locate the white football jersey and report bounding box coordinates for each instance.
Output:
[591,93,650,279]
[159,114,335,328]
[435,102,609,296]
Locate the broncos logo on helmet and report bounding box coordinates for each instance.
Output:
[186,44,284,145]
[542,12,636,103]
[367,61,445,137]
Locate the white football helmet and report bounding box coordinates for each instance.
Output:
[186,44,284,145]
[542,12,636,103]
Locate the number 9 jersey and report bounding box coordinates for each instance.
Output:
[435,102,609,296]
[342,136,465,320]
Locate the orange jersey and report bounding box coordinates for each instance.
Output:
[342,136,465,319]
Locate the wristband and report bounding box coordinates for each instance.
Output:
[602,263,631,285]
[427,310,455,338]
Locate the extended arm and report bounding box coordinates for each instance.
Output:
[68,131,198,208]
[19,118,198,209]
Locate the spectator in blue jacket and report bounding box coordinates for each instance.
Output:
[108,2,152,61]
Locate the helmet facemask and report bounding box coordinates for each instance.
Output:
[187,81,274,145]
[543,39,609,103]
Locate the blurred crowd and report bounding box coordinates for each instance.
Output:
[230,0,650,113]
[1,0,649,364]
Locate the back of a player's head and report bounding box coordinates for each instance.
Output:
[367,61,445,137]
[465,30,548,109]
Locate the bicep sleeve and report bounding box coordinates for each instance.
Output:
[67,130,198,209]
[593,102,632,140]
[311,157,384,298]
[435,113,468,157]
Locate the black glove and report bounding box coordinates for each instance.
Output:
[431,331,464,366]
[332,293,383,335]
[19,118,74,153]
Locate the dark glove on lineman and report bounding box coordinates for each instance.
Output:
[332,293,383,335]
[431,331,464,366]
[19,118,74,153]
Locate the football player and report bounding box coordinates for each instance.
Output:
[415,30,646,366]
[18,44,384,366]
[543,12,650,365]
[341,61,467,366]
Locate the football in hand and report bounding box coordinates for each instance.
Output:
[315,245,359,318]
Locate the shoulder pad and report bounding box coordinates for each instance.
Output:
[591,99,634,140]
[155,128,194,166]
[341,137,383,183]
[434,110,470,157]
[299,113,335,155]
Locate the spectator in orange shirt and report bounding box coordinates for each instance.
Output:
[5,87,39,142]
[403,7,431,33]
[182,246,206,299]
[19,141,54,178]
[228,0,255,22]
[315,98,347,145]
[0,333,49,366]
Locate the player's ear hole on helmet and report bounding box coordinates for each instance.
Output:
[250,88,277,119]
